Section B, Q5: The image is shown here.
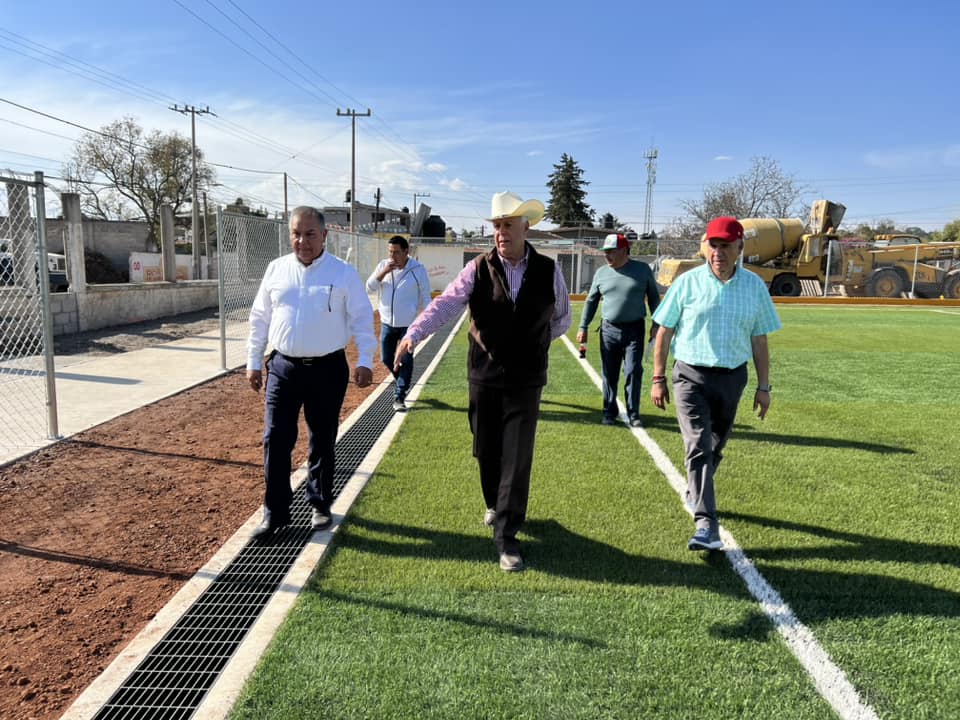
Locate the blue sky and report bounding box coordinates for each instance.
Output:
[1,0,958,233]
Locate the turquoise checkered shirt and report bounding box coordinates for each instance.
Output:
[652,263,781,368]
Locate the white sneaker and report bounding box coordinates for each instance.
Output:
[392,399,406,412]
[483,508,495,526]
[499,552,524,572]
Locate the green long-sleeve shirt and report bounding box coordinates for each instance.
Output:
[579,259,660,329]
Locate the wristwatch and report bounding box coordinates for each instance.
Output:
[756,384,771,393]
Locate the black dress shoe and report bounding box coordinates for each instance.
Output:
[251,517,289,539]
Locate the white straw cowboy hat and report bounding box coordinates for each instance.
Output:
[486,191,545,226]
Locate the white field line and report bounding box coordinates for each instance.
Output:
[560,335,880,720]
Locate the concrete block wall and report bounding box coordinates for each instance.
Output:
[45,218,153,272]
[72,282,219,333]
[49,292,80,335]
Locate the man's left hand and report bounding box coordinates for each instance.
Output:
[753,390,771,420]
[353,366,373,387]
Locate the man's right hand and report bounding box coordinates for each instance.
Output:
[576,329,587,344]
[247,369,262,392]
[378,260,397,280]
[651,381,670,410]
[394,337,414,371]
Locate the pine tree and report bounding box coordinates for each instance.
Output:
[545,153,594,227]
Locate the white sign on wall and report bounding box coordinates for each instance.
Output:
[128,252,209,281]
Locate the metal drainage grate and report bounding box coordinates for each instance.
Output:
[92,319,459,719]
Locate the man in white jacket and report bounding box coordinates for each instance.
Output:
[366,236,432,411]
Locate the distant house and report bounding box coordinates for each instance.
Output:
[323,199,409,234]
[546,225,610,248]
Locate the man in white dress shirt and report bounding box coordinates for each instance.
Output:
[246,206,375,539]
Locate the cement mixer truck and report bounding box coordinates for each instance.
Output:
[657,200,844,296]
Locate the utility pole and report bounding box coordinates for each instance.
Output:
[643,145,658,237]
[283,172,289,221]
[373,188,382,234]
[336,108,372,233]
[171,103,215,279]
[413,191,430,217]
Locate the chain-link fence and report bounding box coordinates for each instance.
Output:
[215,209,286,369]
[215,211,387,370]
[0,172,58,462]
[325,228,384,282]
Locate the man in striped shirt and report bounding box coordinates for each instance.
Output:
[650,216,781,552]
[395,192,571,572]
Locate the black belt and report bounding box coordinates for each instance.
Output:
[277,350,344,366]
[682,361,747,375]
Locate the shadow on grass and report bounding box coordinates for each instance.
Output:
[338,515,960,622]
[730,430,913,455]
[316,588,605,648]
[724,511,959,567]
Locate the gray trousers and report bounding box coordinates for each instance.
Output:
[672,360,748,530]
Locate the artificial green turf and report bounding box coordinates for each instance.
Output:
[229,304,960,719]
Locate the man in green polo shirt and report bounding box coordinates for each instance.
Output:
[650,216,781,551]
[577,233,660,427]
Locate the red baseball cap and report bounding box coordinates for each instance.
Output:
[705,216,744,243]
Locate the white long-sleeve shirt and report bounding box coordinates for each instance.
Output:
[365,257,432,327]
[247,251,375,370]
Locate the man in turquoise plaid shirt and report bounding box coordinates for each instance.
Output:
[650,216,782,551]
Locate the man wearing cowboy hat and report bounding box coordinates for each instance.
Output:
[394,191,571,572]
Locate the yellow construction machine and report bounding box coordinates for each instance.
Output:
[840,238,960,298]
[657,200,844,296]
[657,201,960,298]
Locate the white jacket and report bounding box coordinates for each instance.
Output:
[366,257,432,327]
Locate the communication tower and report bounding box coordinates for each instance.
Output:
[643,146,658,236]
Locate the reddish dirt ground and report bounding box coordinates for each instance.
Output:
[0,343,389,720]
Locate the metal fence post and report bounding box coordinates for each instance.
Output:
[823,239,833,298]
[34,172,60,439]
[216,206,228,371]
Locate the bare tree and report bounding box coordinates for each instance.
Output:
[681,156,804,224]
[63,117,215,243]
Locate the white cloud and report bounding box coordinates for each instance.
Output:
[445,178,468,191]
[527,150,543,157]
[862,144,960,169]
[713,155,732,161]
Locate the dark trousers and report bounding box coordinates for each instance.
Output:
[468,383,543,555]
[600,319,646,421]
[380,323,412,401]
[262,350,349,522]
[672,360,748,530]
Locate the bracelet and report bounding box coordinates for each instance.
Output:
[756,384,771,393]
[651,375,666,381]
[652,378,667,385]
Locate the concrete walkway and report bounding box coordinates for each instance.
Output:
[0,327,246,466]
